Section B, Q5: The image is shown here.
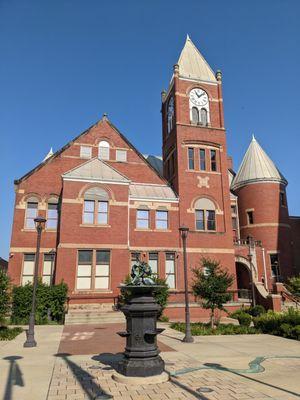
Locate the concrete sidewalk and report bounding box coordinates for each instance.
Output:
[0,325,63,400]
[1,324,300,399]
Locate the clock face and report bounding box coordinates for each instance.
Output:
[190,88,208,106]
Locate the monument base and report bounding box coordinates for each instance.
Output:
[112,371,169,384]
[116,355,165,377]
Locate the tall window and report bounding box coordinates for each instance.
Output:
[149,253,158,275]
[165,253,176,289]
[200,108,208,126]
[247,211,254,225]
[200,149,206,170]
[191,107,199,124]
[231,205,238,231]
[137,209,149,229]
[188,148,195,170]
[25,199,38,229]
[98,141,110,160]
[270,254,280,280]
[43,253,55,285]
[195,198,216,231]
[280,192,286,207]
[167,96,174,134]
[83,187,109,225]
[155,210,168,229]
[47,199,59,229]
[95,250,110,289]
[77,250,93,289]
[22,253,35,285]
[210,150,217,171]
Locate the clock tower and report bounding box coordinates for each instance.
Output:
[162,35,236,278]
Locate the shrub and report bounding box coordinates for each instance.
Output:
[118,275,169,318]
[247,305,266,317]
[159,315,169,322]
[253,308,300,340]
[11,280,68,324]
[236,312,252,327]
[0,270,11,327]
[0,327,23,341]
[170,322,258,336]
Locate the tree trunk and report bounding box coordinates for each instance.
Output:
[210,309,215,329]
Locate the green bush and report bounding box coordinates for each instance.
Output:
[118,275,169,318]
[253,308,300,340]
[11,280,68,324]
[247,305,266,317]
[170,322,258,336]
[236,312,252,327]
[0,327,23,341]
[286,276,300,297]
[0,270,11,327]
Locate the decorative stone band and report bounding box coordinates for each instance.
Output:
[240,223,291,229]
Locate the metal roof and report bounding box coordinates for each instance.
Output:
[143,155,163,175]
[62,158,130,184]
[129,184,178,202]
[231,136,287,191]
[177,35,217,82]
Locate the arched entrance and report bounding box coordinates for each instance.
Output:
[236,262,251,290]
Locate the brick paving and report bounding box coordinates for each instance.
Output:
[58,324,174,355]
[47,353,273,400]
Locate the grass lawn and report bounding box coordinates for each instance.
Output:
[171,322,259,336]
[0,326,23,341]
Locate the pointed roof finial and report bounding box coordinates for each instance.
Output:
[43,147,54,162]
[186,34,190,40]
[102,113,108,121]
[252,134,256,141]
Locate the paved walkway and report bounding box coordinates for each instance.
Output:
[1,324,300,399]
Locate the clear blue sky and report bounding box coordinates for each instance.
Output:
[1,0,299,258]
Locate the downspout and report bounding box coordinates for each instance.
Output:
[262,247,268,291]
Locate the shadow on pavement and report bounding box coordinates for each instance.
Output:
[204,362,300,398]
[55,353,113,399]
[3,356,24,400]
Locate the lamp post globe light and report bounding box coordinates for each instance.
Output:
[179,225,194,343]
[24,216,47,348]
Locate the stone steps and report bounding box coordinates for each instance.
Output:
[65,303,125,325]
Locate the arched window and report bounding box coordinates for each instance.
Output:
[25,197,39,229]
[167,97,174,134]
[191,107,199,124]
[194,198,216,231]
[200,108,208,126]
[83,187,109,225]
[47,197,59,229]
[98,141,110,160]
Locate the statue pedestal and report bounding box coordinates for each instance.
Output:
[115,285,167,379]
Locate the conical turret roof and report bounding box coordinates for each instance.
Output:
[177,35,217,82]
[231,136,287,191]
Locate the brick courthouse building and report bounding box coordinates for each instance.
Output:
[8,37,300,318]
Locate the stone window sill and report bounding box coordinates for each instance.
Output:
[80,224,111,228]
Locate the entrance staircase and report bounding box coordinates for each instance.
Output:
[65,303,125,325]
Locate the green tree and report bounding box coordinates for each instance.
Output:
[0,270,11,327]
[192,258,234,329]
[287,276,300,297]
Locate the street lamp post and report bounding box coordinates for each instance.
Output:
[179,225,194,343]
[24,216,46,348]
[247,237,256,307]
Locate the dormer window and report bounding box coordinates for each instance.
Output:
[189,88,210,126]
[98,141,110,160]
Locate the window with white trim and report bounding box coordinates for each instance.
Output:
[47,199,59,229]
[43,253,55,285]
[116,149,127,162]
[80,146,92,159]
[165,253,176,289]
[77,250,93,289]
[148,252,158,275]
[22,253,35,285]
[195,198,216,231]
[25,199,38,229]
[155,210,168,230]
[98,141,110,160]
[95,250,110,289]
[83,187,109,225]
[136,209,149,229]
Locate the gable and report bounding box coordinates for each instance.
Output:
[15,116,167,187]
